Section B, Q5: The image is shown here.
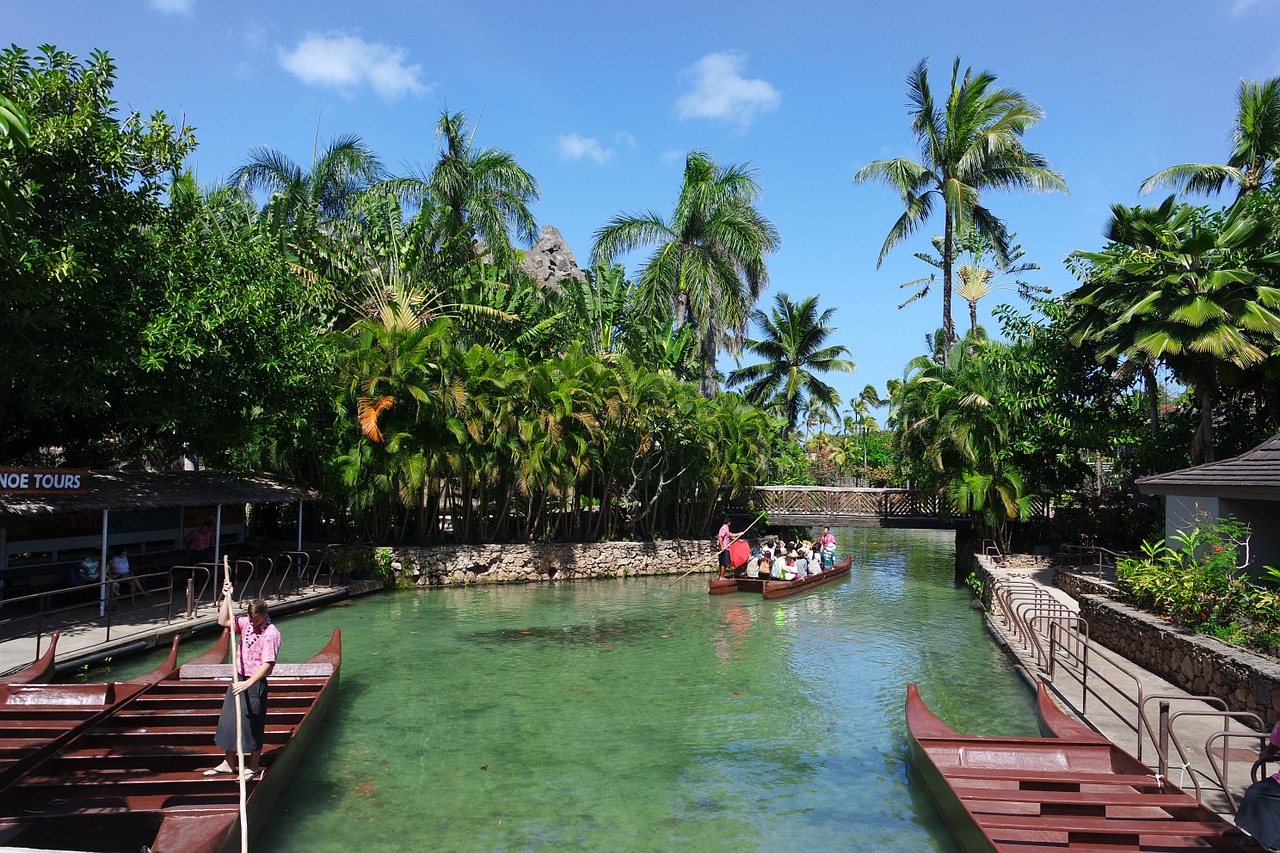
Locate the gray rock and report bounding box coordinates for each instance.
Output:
[520,225,587,291]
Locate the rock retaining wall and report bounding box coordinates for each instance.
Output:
[347,539,716,587]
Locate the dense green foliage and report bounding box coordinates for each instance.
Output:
[1117,517,1280,656]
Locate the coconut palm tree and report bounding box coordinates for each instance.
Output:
[727,293,855,438]
[591,150,779,397]
[1141,77,1280,200]
[386,110,540,274]
[853,57,1067,348]
[231,133,384,243]
[1066,196,1280,463]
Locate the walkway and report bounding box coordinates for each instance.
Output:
[0,578,383,677]
[984,558,1268,822]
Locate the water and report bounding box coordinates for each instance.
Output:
[100,528,1037,852]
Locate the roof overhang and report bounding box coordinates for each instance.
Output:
[0,470,317,517]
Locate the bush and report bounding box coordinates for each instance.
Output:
[1115,516,1280,657]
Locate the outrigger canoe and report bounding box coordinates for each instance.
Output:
[906,681,1246,852]
[0,632,59,684]
[709,555,852,599]
[0,627,341,853]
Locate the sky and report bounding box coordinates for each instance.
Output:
[8,0,1280,418]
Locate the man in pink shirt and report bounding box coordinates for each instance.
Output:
[203,580,281,779]
[716,517,736,579]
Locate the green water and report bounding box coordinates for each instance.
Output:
[102,528,1037,852]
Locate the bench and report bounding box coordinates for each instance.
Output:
[178,663,334,680]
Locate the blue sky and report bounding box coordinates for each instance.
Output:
[9,0,1280,416]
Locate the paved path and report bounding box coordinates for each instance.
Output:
[985,559,1269,821]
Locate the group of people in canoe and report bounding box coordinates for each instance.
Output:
[716,518,837,581]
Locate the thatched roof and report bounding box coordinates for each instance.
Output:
[1136,434,1280,500]
[0,470,317,517]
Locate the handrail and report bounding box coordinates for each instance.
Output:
[1159,706,1267,810]
[0,565,183,666]
[1047,619,1151,760]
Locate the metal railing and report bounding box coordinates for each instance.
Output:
[0,548,338,672]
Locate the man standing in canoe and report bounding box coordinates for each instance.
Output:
[716,516,736,579]
[203,580,280,780]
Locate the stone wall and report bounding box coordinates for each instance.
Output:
[352,539,716,587]
[1065,586,1280,720]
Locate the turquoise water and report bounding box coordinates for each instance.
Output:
[103,528,1037,852]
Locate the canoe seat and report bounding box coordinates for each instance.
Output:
[976,812,1236,837]
[178,663,334,680]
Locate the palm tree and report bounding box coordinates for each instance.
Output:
[591,150,779,397]
[231,133,384,242]
[1066,196,1280,463]
[1141,78,1280,199]
[390,110,540,273]
[727,293,855,438]
[853,57,1067,348]
[954,239,1045,337]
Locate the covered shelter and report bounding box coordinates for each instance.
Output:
[0,469,317,612]
[1136,434,1280,575]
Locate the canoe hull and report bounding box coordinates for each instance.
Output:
[708,556,852,599]
[0,629,341,853]
[906,682,1240,852]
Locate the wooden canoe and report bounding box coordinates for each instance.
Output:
[0,627,341,853]
[0,632,59,684]
[0,635,181,790]
[906,682,1246,852]
[709,556,852,599]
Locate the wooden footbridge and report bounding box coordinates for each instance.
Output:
[750,486,960,528]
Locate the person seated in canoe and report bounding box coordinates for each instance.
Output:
[743,547,761,579]
[794,543,811,579]
[779,550,799,581]
[1236,719,1280,850]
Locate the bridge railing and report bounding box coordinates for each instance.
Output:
[750,486,941,519]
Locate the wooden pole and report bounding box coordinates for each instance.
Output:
[223,556,249,853]
[667,512,765,587]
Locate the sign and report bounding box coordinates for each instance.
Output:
[0,467,89,494]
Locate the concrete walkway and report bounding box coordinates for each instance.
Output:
[985,559,1270,821]
[0,579,383,676]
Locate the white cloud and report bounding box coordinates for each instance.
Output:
[661,149,685,165]
[1229,0,1277,14]
[279,33,428,101]
[614,131,638,149]
[148,0,195,14]
[557,133,614,164]
[675,52,780,128]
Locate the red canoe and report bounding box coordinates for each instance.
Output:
[906,681,1245,851]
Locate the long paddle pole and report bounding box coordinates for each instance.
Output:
[223,556,249,853]
[667,512,765,587]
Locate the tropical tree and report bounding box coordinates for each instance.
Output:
[1066,196,1280,464]
[892,337,1032,550]
[390,110,540,274]
[853,56,1067,348]
[231,133,384,254]
[727,293,855,438]
[0,93,28,233]
[1141,78,1280,200]
[591,150,779,397]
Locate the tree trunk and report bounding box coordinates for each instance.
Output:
[1142,364,1160,439]
[942,212,956,354]
[1193,360,1217,465]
